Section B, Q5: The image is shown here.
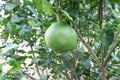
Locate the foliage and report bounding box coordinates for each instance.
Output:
[0,0,120,80]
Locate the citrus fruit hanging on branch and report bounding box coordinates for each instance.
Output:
[45,22,77,52]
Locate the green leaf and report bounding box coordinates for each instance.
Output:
[110,0,120,3]
[56,65,66,71]
[10,15,24,23]
[42,0,54,15]
[80,53,91,69]
[28,50,37,54]
[111,53,119,62]
[1,30,9,39]
[5,2,17,11]
[27,6,38,16]
[3,43,18,53]
[61,10,73,21]
[50,0,55,4]
[0,73,6,80]
[16,56,27,61]
[0,64,2,69]
[28,18,39,27]
[17,50,26,53]
[19,25,31,37]
[61,77,67,80]
[34,0,42,17]
[1,18,9,25]
[0,49,2,54]
[99,28,114,48]
[38,58,51,66]
[7,59,21,74]
[39,74,46,80]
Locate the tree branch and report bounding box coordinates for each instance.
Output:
[98,0,106,79]
[99,0,104,64]
[73,25,100,65]
[99,0,103,30]
[103,27,120,66]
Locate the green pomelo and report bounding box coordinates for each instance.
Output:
[45,22,77,52]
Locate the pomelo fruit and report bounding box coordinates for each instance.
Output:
[45,22,77,52]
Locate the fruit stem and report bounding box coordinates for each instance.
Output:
[55,0,62,22]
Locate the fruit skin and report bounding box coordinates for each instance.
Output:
[45,22,77,52]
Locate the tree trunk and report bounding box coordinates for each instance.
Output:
[101,65,106,80]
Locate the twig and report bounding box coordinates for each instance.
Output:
[23,72,37,80]
[112,64,120,67]
[20,69,37,80]
[73,25,100,65]
[63,70,72,80]
[103,27,120,66]
[112,27,120,45]
[30,46,41,77]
